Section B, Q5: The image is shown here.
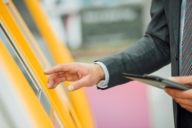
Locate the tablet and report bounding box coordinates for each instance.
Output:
[123,73,191,90]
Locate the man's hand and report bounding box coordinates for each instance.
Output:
[165,76,192,112]
[44,63,105,91]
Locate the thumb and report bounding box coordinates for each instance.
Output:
[67,76,91,91]
[169,76,192,84]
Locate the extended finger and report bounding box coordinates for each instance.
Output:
[64,73,80,81]
[170,76,192,85]
[47,74,57,88]
[47,71,67,82]
[68,76,92,91]
[47,73,64,88]
[165,88,192,99]
[48,77,66,89]
[44,64,74,74]
[180,104,192,112]
[174,97,192,107]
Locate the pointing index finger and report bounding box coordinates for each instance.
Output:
[44,64,71,74]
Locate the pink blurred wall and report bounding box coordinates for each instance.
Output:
[85,81,151,128]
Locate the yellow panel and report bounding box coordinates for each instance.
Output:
[3,1,84,128]
[23,0,95,127]
[25,0,73,63]
[0,1,80,128]
[3,0,49,68]
[2,1,85,128]
[0,40,53,128]
[5,0,52,68]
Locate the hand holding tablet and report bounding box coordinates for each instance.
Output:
[123,73,192,90]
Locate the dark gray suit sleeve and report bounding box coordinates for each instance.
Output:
[97,0,170,89]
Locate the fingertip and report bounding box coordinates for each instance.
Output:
[48,83,52,89]
[44,71,49,74]
[68,85,75,91]
[48,80,54,89]
[44,67,57,74]
[44,69,51,74]
[164,87,169,92]
[168,76,175,81]
[48,84,56,89]
[48,86,53,89]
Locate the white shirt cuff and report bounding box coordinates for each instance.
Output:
[94,62,109,89]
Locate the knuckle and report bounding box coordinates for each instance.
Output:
[174,93,180,98]
[170,90,180,98]
[174,98,179,103]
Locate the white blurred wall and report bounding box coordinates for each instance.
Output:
[150,65,174,128]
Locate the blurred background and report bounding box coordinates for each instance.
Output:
[0,0,174,127]
[40,0,174,127]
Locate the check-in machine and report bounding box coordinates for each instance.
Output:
[0,0,95,127]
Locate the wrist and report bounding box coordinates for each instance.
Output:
[94,63,105,81]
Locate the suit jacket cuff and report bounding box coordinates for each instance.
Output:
[94,62,109,89]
